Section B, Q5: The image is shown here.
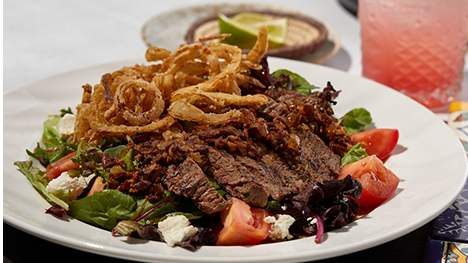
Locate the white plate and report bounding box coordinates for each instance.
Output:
[141,3,341,64]
[4,57,467,263]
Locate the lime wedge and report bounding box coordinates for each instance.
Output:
[218,13,289,49]
[231,12,270,24]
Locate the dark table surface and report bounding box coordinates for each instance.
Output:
[4,221,430,263]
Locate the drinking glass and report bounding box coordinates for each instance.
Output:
[359,0,468,111]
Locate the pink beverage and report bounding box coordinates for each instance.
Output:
[359,0,468,111]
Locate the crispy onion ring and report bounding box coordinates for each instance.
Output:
[170,87,225,110]
[74,103,91,142]
[145,46,172,62]
[171,86,268,107]
[152,43,223,101]
[168,87,268,125]
[88,84,175,136]
[201,43,243,95]
[245,25,268,64]
[161,43,220,77]
[198,33,231,43]
[110,79,165,126]
[168,99,242,125]
[74,27,270,142]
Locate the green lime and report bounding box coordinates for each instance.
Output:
[218,13,289,49]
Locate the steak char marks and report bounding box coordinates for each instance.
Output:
[200,85,348,207]
[118,82,350,210]
[256,85,346,183]
[238,153,303,201]
[163,157,230,214]
[207,147,269,207]
[285,129,341,182]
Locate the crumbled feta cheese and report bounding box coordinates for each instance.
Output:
[264,214,295,241]
[46,171,87,200]
[158,215,198,247]
[264,216,276,224]
[309,217,318,225]
[57,113,76,138]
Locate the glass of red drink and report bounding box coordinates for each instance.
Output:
[359,0,468,112]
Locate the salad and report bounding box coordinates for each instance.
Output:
[14,26,399,251]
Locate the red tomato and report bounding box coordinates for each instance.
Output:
[339,155,399,207]
[86,176,106,197]
[46,151,79,181]
[216,197,272,246]
[350,129,399,160]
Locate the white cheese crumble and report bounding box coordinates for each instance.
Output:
[307,217,318,225]
[46,171,87,200]
[57,113,76,138]
[158,215,198,247]
[264,214,295,241]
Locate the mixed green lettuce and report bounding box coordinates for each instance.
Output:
[14,160,69,210]
[271,69,320,95]
[339,108,372,134]
[26,108,76,166]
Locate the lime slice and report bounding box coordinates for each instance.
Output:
[230,12,270,24]
[218,13,289,49]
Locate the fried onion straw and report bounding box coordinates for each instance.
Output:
[73,26,270,142]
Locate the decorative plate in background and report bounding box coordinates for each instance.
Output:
[141,3,341,64]
[185,10,328,60]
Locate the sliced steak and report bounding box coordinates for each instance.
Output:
[235,155,289,201]
[256,97,290,121]
[282,129,341,183]
[265,85,307,103]
[236,153,304,201]
[260,153,304,192]
[162,157,230,214]
[207,147,269,207]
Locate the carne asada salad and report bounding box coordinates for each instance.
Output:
[14,28,399,250]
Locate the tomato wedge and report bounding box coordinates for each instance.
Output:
[46,151,79,181]
[339,155,399,207]
[216,197,272,246]
[350,129,399,160]
[86,176,106,197]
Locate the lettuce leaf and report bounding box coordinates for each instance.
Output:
[68,189,139,230]
[264,200,283,212]
[26,142,76,167]
[272,69,319,95]
[26,108,77,166]
[14,161,69,210]
[42,115,66,149]
[340,108,372,134]
[60,107,73,117]
[72,141,102,164]
[281,175,361,235]
[121,148,137,172]
[68,190,204,230]
[103,145,127,158]
[341,143,368,165]
[135,194,205,225]
[52,189,73,203]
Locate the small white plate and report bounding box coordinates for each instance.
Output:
[141,3,340,64]
[4,57,467,262]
